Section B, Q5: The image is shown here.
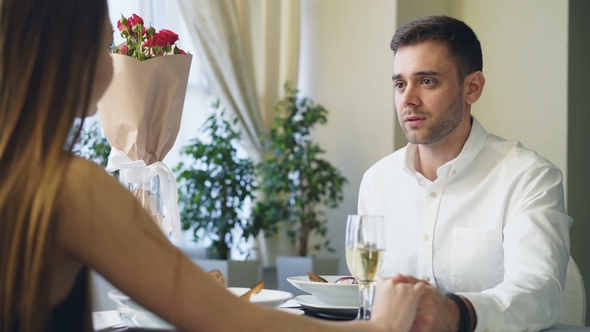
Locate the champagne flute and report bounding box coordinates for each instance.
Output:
[345,215,385,320]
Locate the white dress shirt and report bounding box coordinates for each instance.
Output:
[358,117,572,332]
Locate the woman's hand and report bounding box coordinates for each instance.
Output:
[370,277,427,332]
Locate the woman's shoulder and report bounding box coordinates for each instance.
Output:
[58,156,121,233]
[65,155,113,182]
[56,155,152,262]
[62,155,126,199]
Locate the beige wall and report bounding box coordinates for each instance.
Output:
[299,0,575,279]
[454,0,569,188]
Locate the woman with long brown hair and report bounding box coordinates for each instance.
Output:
[0,0,426,331]
[0,0,112,330]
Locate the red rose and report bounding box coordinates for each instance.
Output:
[117,15,128,31]
[127,13,144,28]
[158,29,179,45]
[145,33,167,48]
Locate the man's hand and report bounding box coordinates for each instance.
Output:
[392,274,460,332]
[371,278,427,332]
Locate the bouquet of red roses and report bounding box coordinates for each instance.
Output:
[98,13,192,241]
[113,13,186,60]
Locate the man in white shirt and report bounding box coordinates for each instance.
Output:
[358,15,572,331]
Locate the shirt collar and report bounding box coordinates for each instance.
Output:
[452,117,487,175]
[403,116,488,179]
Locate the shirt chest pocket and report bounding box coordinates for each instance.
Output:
[450,227,504,292]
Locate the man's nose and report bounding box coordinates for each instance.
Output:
[402,83,420,107]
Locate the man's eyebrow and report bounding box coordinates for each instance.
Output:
[415,70,442,76]
[392,70,442,81]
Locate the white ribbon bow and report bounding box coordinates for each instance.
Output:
[106,148,181,242]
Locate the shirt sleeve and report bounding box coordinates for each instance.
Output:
[458,164,572,332]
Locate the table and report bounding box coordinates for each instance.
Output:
[94,308,590,332]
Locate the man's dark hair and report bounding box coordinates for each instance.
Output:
[391,15,482,81]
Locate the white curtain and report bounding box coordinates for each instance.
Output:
[176,0,300,161]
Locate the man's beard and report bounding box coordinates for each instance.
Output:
[401,88,464,145]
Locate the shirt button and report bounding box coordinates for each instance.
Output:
[423,276,430,283]
[483,329,490,332]
[452,170,457,175]
[430,191,437,198]
[422,234,429,241]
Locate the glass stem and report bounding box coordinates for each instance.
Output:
[356,280,376,320]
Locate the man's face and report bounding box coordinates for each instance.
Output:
[393,41,467,145]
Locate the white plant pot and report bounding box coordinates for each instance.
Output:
[276,256,339,296]
[192,259,261,288]
[256,231,297,268]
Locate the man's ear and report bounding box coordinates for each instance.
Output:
[464,71,485,105]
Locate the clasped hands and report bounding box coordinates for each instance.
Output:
[372,274,468,332]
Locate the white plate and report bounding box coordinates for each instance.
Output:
[226,287,293,307]
[294,295,358,319]
[287,275,359,306]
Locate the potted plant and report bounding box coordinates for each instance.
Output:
[174,102,261,287]
[253,82,348,294]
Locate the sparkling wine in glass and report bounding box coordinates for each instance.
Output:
[345,215,386,320]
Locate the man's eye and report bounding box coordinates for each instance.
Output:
[394,82,405,89]
[422,79,434,85]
